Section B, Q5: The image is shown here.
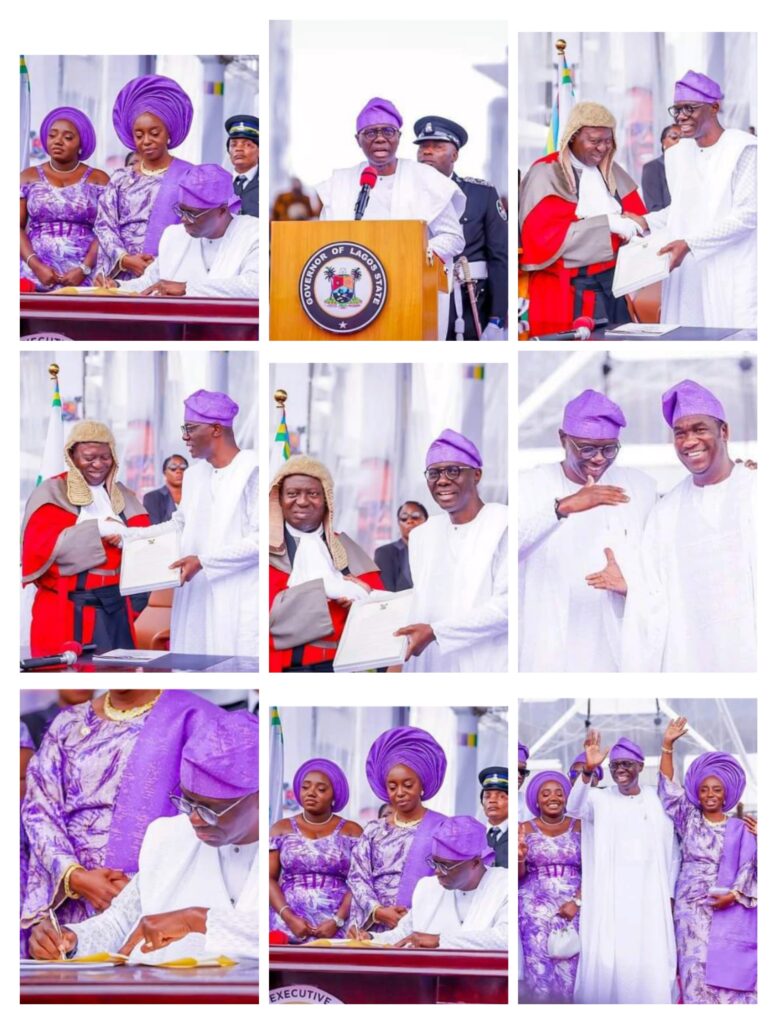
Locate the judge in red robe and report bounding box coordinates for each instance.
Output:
[22,420,150,657]
[520,101,647,336]
[269,455,383,672]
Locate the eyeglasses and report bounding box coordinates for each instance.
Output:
[566,437,621,461]
[668,103,705,119]
[424,465,475,482]
[169,792,249,826]
[517,768,531,779]
[398,512,426,523]
[173,203,213,223]
[359,126,399,141]
[166,463,187,472]
[425,855,470,876]
[180,423,210,437]
[609,760,640,771]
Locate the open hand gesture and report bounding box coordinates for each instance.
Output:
[584,728,609,770]
[663,717,688,747]
[585,548,627,595]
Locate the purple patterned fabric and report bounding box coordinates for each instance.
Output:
[112,75,193,150]
[346,810,447,931]
[365,726,447,802]
[659,773,756,1003]
[180,709,258,799]
[20,691,217,929]
[20,166,104,288]
[706,818,757,992]
[684,751,746,812]
[93,158,193,277]
[519,822,582,1003]
[270,818,358,940]
[662,379,726,427]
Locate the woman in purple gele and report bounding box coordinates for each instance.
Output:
[269,758,362,942]
[94,74,193,280]
[20,689,218,935]
[20,107,109,290]
[659,717,757,1003]
[518,770,582,1003]
[346,725,448,933]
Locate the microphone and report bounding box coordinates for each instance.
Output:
[530,316,595,341]
[354,166,378,221]
[21,641,83,672]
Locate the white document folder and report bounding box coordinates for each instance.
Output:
[333,589,414,672]
[612,235,671,298]
[119,531,182,596]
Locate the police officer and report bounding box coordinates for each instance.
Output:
[414,116,507,340]
[479,765,508,867]
[225,114,259,217]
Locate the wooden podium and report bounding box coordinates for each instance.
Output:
[270,220,447,340]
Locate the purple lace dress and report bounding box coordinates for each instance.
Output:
[270,818,358,940]
[20,165,103,288]
[519,821,582,1003]
[659,774,757,1004]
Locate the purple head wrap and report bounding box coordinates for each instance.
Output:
[112,74,193,150]
[562,389,626,440]
[609,737,645,763]
[569,752,603,782]
[662,379,727,427]
[356,97,403,133]
[518,743,530,764]
[184,389,239,427]
[525,771,572,818]
[40,106,97,162]
[426,428,482,469]
[365,726,447,802]
[180,709,258,799]
[684,751,746,812]
[293,758,349,813]
[179,163,242,214]
[431,815,494,865]
[674,70,724,105]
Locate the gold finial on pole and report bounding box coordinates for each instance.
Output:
[48,363,60,380]
[555,38,567,56]
[274,389,288,409]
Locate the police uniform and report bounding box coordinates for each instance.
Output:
[225,114,259,218]
[414,117,508,340]
[479,765,508,868]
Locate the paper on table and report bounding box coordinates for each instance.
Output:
[20,953,121,968]
[333,589,414,672]
[120,530,181,596]
[612,234,671,298]
[604,322,680,338]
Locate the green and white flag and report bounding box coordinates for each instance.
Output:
[37,371,65,485]
[269,706,285,826]
[20,55,31,170]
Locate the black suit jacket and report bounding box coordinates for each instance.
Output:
[641,155,671,213]
[373,538,412,592]
[142,485,177,525]
[236,172,259,217]
[488,825,508,868]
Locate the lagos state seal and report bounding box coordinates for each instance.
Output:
[299,241,387,333]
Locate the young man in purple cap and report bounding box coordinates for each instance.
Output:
[627,71,756,328]
[394,428,507,672]
[107,164,259,298]
[350,816,507,950]
[519,389,656,672]
[28,710,259,963]
[567,728,678,1003]
[122,389,259,659]
[593,379,756,672]
[315,97,466,338]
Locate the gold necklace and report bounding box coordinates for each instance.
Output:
[393,814,422,829]
[103,691,162,721]
[139,160,170,177]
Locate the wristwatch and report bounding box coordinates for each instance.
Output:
[488,316,504,329]
[78,262,91,276]
[573,897,582,908]
[332,913,346,928]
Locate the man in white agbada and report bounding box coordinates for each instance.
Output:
[632,71,756,328]
[124,389,259,657]
[519,389,656,672]
[592,379,756,672]
[315,97,465,337]
[395,428,507,672]
[109,164,259,298]
[567,731,679,1004]
[28,711,259,963]
[351,816,507,951]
